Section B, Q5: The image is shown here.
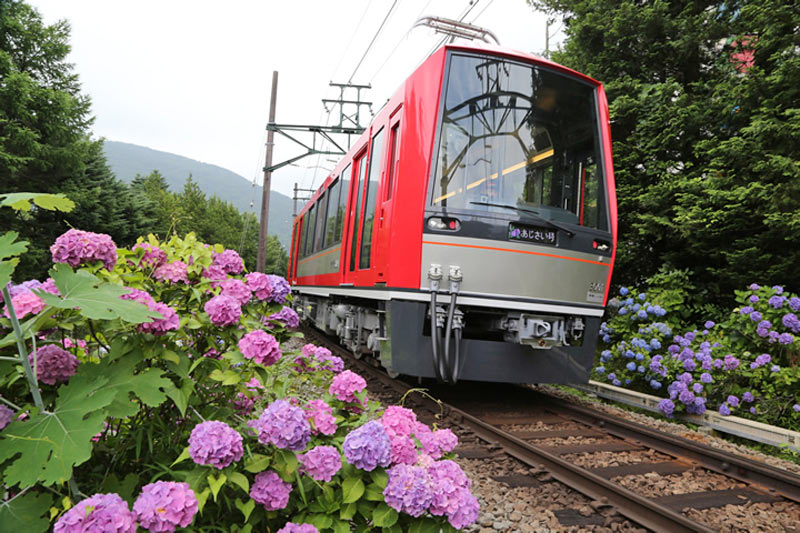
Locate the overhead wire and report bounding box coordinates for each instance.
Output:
[347,0,400,84]
[369,0,436,81]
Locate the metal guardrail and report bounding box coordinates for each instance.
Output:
[572,380,800,453]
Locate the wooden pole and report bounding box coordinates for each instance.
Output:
[257,71,279,272]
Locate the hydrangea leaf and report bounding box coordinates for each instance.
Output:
[332,520,351,533]
[372,504,399,528]
[341,477,365,504]
[0,193,75,212]
[0,490,53,533]
[207,473,226,501]
[0,231,28,288]
[39,264,159,323]
[0,375,115,488]
[227,471,249,494]
[307,513,333,530]
[234,498,255,522]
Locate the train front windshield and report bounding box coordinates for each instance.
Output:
[431,53,609,231]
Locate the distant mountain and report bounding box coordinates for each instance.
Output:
[102,140,294,248]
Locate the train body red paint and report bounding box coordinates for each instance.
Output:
[289,43,616,384]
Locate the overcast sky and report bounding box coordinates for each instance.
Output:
[29,0,562,201]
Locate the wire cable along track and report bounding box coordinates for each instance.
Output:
[301,324,800,531]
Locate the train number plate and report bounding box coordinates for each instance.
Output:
[508,222,557,245]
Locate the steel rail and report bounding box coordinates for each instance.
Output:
[541,395,800,504]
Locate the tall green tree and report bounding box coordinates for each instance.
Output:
[531,0,799,305]
[0,1,153,279]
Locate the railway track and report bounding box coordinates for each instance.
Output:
[302,325,800,531]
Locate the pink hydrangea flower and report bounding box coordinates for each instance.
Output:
[245,272,272,300]
[329,370,367,403]
[250,471,292,510]
[138,302,180,336]
[132,242,167,268]
[189,421,244,469]
[202,264,227,288]
[204,295,241,326]
[277,524,318,533]
[54,493,136,533]
[0,405,14,431]
[231,393,256,416]
[51,229,118,271]
[389,435,419,465]
[433,428,458,455]
[133,481,198,532]
[427,459,479,529]
[212,249,244,274]
[29,344,79,385]
[299,445,342,482]
[382,405,418,438]
[238,330,281,366]
[40,277,60,296]
[120,287,157,307]
[3,289,46,319]
[304,399,337,436]
[219,278,252,306]
[154,260,189,284]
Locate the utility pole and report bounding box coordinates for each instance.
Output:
[293,182,316,218]
[257,71,279,273]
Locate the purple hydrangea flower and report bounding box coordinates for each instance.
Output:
[202,264,227,287]
[740,306,754,315]
[727,395,740,408]
[790,297,800,312]
[749,294,760,304]
[773,285,784,295]
[189,421,243,469]
[749,283,761,291]
[204,295,242,326]
[782,313,800,332]
[692,383,704,394]
[277,523,318,533]
[700,373,713,384]
[219,278,252,305]
[268,306,300,328]
[383,464,433,517]
[212,249,244,274]
[658,399,675,416]
[771,365,781,372]
[30,344,79,385]
[343,420,391,471]
[132,242,168,268]
[793,404,800,413]
[723,354,740,371]
[779,333,795,345]
[267,275,291,303]
[154,260,189,284]
[245,272,273,300]
[54,493,136,533]
[0,405,14,431]
[133,481,198,532]
[253,399,311,451]
[679,390,696,405]
[769,295,786,309]
[719,403,731,416]
[299,445,342,482]
[749,311,762,322]
[704,320,715,329]
[329,370,367,403]
[238,330,281,366]
[742,392,755,403]
[750,407,757,414]
[250,471,292,510]
[51,229,117,271]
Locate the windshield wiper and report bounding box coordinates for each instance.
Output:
[469,201,575,237]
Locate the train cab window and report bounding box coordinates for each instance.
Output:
[335,164,351,244]
[431,53,610,231]
[324,178,341,247]
[349,153,367,271]
[313,190,328,253]
[359,128,385,270]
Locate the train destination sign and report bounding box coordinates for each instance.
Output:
[508,222,557,245]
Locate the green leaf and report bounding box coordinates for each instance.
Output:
[364,483,384,501]
[332,520,351,533]
[235,498,256,522]
[39,265,160,323]
[0,375,116,488]
[307,514,333,529]
[228,471,250,493]
[81,352,170,418]
[0,193,75,212]
[342,477,365,503]
[0,491,53,533]
[409,518,445,533]
[164,381,191,417]
[243,453,271,473]
[372,504,399,527]
[195,488,211,514]
[381,526,403,533]
[369,469,388,489]
[273,449,298,477]
[99,473,139,505]
[339,501,357,520]
[161,350,180,365]
[171,446,192,467]
[208,473,227,501]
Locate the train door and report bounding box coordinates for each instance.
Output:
[374,110,401,281]
[342,148,368,285]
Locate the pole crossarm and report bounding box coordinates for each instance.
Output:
[264,122,364,173]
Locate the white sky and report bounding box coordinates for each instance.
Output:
[29,0,562,198]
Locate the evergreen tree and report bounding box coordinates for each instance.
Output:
[530,0,799,304]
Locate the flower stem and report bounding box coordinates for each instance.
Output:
[1,286,43,409]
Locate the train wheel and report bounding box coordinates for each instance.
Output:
[386,368,400,379]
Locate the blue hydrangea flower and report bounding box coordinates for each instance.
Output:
[619,287,629,296]
[637,365,645,373]
[595,366,605,374]
[649,380,661,389]
[618,307,628,315]
[613,379,622,386]
[742,392,754,403]
[704,321,715,329]
[658,399,675,416]
[343,421,391,471]
[771,365,781,372]
[626,362,636,371]
[719,404,731,416]
[727,395,740,408]
[700,373,713,384]
[638,293,646,301]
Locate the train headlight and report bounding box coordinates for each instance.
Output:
[427,217,461,231]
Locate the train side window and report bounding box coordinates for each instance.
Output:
[299,213,309,259]
[359,127,385,270]
[385,124,399,201]
[313,190,328,253]
[349,153,367,271]
[335,164,351,244]
[305,203,317,257]
[324,178,341,247]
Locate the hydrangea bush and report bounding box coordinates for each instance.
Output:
[595,283,800,429]
[0,194,478,532]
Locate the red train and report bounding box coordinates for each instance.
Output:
[288,43,617,384]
